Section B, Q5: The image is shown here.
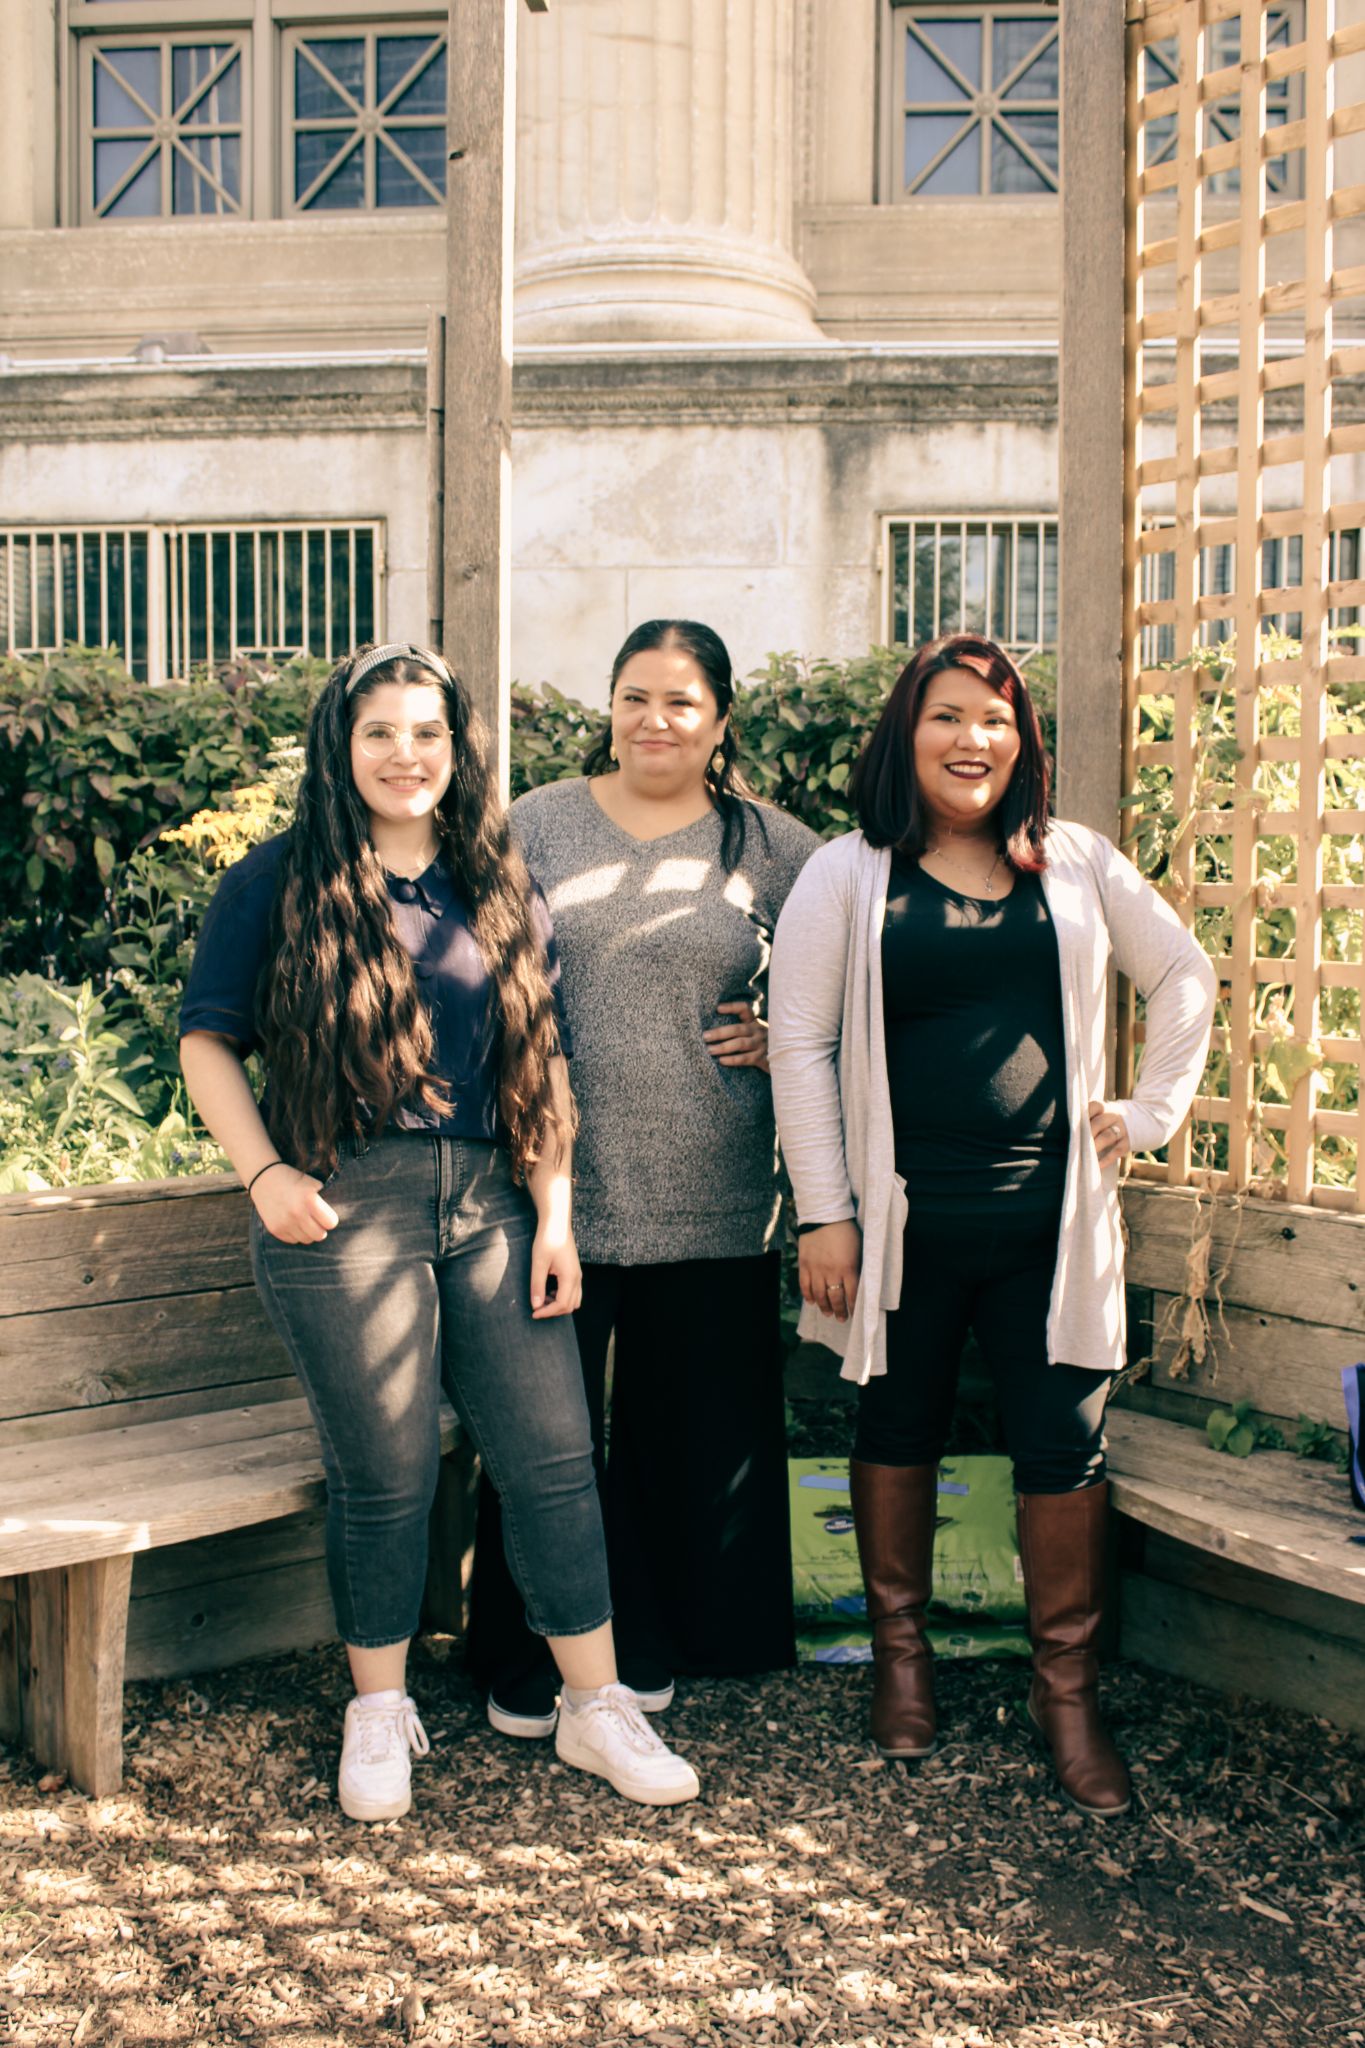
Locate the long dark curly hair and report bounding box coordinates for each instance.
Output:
[582,619,769,874]
[258,646,569,1179]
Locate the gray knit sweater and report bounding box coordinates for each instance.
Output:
[510,778,819,1265]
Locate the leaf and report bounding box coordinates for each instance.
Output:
[106,728,138,756]
[94,836,116,880]
[25,853,44,894]
[1225,1421,1258,1457]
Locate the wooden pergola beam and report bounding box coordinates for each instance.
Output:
[430,0,547,798]
[1056,0,1127,838]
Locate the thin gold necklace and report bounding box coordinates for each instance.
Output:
[382,842,440,880]
[924,841,1004,895]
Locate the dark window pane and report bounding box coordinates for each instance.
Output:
[916,19,982,87]
[173,135,241,213]
[297,133,365,206]
[991,116,1057,190]
[128,534,149,681]
[83,540,103,646]
[259,532,281,646]
[1000,42,1059,102]
[236,533,256,646]
[283,532,304,647]
[94,47,160,125]
[964,526,989,633]
[1017,527,1041,642]
[297,39,365,117]
[938,532,962,631]
[58,537,79,644]
[906,35,970,102]
[380,36,445,111]
[35,536,56,649]
[209,532,231,656]
[377,129,444,204]
[106,536,127,662]
[354,531,376,644]
[307,532,327,655]
[905,114,977,190]
[186,533,207,666]
[914,530,937,646]
[989,526,1010,641]
[993,19,1056,88]
[100,146,161,216]
[174,45,240,123]
[914,126,981,194]
[331,531,352,645]
[890,527,910,644]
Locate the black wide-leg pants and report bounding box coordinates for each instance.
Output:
[466,1251,796,1687]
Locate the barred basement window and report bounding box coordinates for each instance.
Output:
[1,523,384,685]
[1138,521,1364,666]
[882,4,1059,200]
[286,25,448,211]
[883,516,1058,656]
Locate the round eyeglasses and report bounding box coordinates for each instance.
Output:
[352,721,453,760]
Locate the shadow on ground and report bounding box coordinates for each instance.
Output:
[2,1648,1361,2047]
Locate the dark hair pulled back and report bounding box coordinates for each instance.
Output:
[257,645,569,1179]
[582,618,768,873]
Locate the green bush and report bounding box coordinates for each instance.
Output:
[0,647,325,979]
[1,643,1059,1186]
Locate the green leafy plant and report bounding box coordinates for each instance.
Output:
[1294,1413,1351,1470]
[0,647,324,980]
[1207,1398,1261,1457]
[0,972,225,1190]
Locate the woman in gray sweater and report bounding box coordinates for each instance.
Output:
[466,620,818,1733]
[767,633,1214,1819]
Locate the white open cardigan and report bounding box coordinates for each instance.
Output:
[766,820,1216,1385]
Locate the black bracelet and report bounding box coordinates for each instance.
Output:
[247,1159,289,1196]
[796,1220,847,1236]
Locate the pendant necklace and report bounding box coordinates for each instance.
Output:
[926,842,1003,896]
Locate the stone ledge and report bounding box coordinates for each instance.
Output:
[2,346,1356,444]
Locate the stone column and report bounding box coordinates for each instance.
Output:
[514,0,819,343]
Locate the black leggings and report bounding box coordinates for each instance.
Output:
[855,1201,1111,1494]
[466,1251,796,1685]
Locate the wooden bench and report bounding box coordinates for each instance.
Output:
[0,1175,474,1797]
[1111,1181,1365,1734]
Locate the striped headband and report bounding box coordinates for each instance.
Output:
[345,643,454,695]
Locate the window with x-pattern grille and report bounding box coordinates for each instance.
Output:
[881,3,1059,200]
[68,2,448,221]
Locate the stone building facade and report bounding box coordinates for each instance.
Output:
[4,1,1331,705]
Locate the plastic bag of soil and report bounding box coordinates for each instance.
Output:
[790,1455,1028,1663]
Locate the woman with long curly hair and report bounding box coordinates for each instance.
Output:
[179,643,700,1821]
[768,633,1214,1817]
[465,620,818,1737]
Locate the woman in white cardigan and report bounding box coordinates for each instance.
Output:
[767,634,1214,1818]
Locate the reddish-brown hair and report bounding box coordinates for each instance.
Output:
[849,633,1051,872]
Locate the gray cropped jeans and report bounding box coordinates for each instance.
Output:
[251,1132,611,1649]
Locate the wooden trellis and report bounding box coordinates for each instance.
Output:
[1123,0,1365,1211]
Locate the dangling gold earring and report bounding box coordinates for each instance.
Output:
[609,741,618,762]
[711,748,726,774]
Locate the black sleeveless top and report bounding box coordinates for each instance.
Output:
[881,853,1069,1209]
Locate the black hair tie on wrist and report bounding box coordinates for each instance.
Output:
[247,1159,290,1196]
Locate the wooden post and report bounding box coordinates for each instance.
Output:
[16,1556,135,1796]
[1056,0,1126,838]
[439,0,545,799]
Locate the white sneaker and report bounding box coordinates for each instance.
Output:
[338,1693,430,1821]
[554,1683,700,1806]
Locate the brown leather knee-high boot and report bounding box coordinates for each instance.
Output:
[1016,1482,1131,1818]
[849,1460,938,1759]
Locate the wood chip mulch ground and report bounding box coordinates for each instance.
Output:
[2,1644,1362,2048]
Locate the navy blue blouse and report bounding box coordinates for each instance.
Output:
[179,833,571,1146]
